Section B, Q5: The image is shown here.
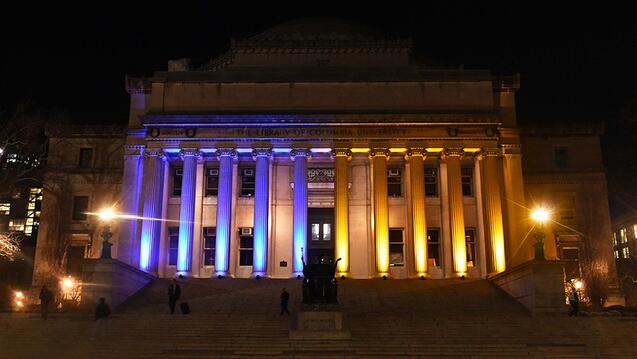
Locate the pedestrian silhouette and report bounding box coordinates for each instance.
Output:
[39,284,53,320]
[280,288,290,315]
[168,279,181,314]
[91,297,111,340]
[568,284,580,317]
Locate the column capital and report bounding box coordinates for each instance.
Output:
[216,148,237,158]
[179,148,200,159]
[369,148,389,158]
[331,148,352,159]
[500,144,522,155]
[290,148,311,159]
[442,147,464,159]
[478,148,502,159]
[406,147,426,158]
[125,145,145,157]
[144,148,166,159]
[252,148,273,158]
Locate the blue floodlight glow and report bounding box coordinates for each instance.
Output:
[252,154,269,275]
[272,148,292,153]
[139,233,151,271]
[235,148,253,154]
[215,154,233,275]
[177,155,197,273]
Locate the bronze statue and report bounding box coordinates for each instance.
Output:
[301,254,342,303]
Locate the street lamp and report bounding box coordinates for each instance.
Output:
[531,207,551,260]
[97,207,116,259]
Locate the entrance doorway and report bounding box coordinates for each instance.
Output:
[307,208,334,264]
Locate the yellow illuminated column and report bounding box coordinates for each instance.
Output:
[371,148,390,276]
[502,144,530,267]
[480,149,506,273]
[333,148,351,276]
[407,148,428,276]
[444,148,467,275]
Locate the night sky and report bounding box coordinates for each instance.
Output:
[1,3,636,212]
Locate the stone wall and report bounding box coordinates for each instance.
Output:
[81,258,155,310]
[489,260,566,315]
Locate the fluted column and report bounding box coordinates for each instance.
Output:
[292,149,310,276]
[333,148,351,276]
[119,145,144,266]
[371,148,390,276]
[215,148,236,276]
[139,149,165,272]
[252,148,271,277]
[407,148,428,276]
[480,149,506,273]
[502,145,530,267]
[177,148,199,274]
[444,148,467,275]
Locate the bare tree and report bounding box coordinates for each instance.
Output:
[0,232,21,260]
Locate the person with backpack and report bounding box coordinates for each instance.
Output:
[39,284,53,320]
[168,278,181,314]
[90,297,111,340]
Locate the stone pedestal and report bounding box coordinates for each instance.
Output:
[289,307,351,340]
[81,259,155,310]
[489,259,566,315]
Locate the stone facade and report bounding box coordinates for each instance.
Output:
[31,19,621,305]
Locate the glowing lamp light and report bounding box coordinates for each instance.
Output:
[14,291,24,299]
[98,208,116,221]
[16,300,23,307]
[573,279,584,290]
[62,276,75,290]
[531,208,550,223]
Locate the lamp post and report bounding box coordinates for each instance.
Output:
[531,207,550,260]
[97,208,116,259]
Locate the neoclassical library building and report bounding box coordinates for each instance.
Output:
[34,19,619,291]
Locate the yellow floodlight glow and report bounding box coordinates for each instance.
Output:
[389,148,408,153]
[350,148,370,153]
[531,208,551,223]
[425,147,444,153]
[463,148,481,153]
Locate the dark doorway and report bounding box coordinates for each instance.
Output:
[307,208,334,265]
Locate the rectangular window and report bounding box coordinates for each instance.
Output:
[614,250,620,259]
[78,148,93,168]
[203,227,216,266]
[613,232,618,246]
[168,227,179,266]
[173,168,183,196]
[323,223,331,241]
[465,228,476,267]
[240,168,256,197]
[424,166,439,197]
[0,203,10,216]
[427,228,441,267]
[8,219,25,232]
[239,230,254,266]
[633,224,637,239]
[620,228,628,243]
[461,167,473,196]
[72,196,89,221]
[205,168,219,196]
[623,246,631,259]
[311,223,320,241]
[387,168,402,197]
[389,228,404,266]
[554,147,568,169]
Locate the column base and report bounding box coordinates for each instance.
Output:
[215,271,228,278]
[336,272,348,278]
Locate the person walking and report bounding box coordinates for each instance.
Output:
[568,284,580,317]
[168,279,181,315]
[90,297,111,340]
[280,288,290,315]
[39,284,53,320]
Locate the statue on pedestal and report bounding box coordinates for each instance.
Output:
[301,252,342,303]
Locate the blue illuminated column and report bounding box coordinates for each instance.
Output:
[177,148,199,274]
[119,145,144,266]
[291,149,310,276]
[215,148,236,276]
[139,149,165,272]
[252,148,271,277]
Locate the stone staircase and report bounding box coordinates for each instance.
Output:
[2,278,637,358]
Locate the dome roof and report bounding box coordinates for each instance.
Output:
[247,17,385,42]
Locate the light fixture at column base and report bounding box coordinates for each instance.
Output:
[217,274,224,279]
[296,275,302,280]
[255,275,261,280]
[382,275,388,280]
[420,275,426,280]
